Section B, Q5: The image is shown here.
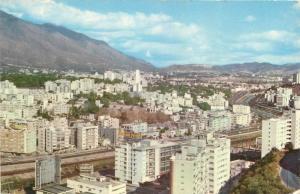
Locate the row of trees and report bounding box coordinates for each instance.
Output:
[0,73,59,88]
[99,91,145,107]
[0,73,123,88]
[68,92,145,119]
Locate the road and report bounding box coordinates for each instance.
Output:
[1,147,112,165]
[280,167,300,190]
[1,150,114,176]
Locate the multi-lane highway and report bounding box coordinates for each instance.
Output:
[1,149,114,177]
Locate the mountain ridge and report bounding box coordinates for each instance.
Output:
[162,62,300,74]
[0,10,155,72]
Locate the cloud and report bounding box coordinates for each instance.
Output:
[237,30,300,52]
[245,15,256,22]
[255,53,300,64]
[235,41,273,52]
[0,0,188,33]
[145,50,152,58]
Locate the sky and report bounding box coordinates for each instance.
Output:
[0,0,300,67]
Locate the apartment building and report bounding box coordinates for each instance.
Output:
[261,97,300,158]
[207,111,232,131]
[0,119,36,153]
[170,133,230,194]
[77,123,99,150]
[121,121,148,133]
[115,140,180,185]
[261,117,291,158]
[40,117,71,153]
[98,115,120,129]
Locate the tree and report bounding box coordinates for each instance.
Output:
[197,102,211,111]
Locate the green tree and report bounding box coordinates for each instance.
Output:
[197,102,211,111]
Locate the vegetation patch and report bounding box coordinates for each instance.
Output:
[231,149,293,194]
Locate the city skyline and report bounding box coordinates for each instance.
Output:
[1,0,300,67]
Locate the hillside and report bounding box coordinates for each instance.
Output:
[163,62,300,75]
[0,11,155,72]
[230,149,293,194]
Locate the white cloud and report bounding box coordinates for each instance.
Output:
[236,41,273,52]
[0,0,193,34]
[240,30,291,41]
[237,30,300,52]
[245,15,256,22]
[0,0,174,30]
[145,50,152,58]
[254,53,300,64]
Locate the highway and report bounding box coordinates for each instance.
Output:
[1,147,113,165]
[1,149,114,177]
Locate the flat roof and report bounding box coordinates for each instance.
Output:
[40,184,73,194]
[70,176,125,188]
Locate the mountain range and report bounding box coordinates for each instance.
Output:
[162,62,300,75]
[0,10,154,72]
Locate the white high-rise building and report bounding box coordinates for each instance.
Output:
[115,140,180,185]
[261,117,291,158]
[170,133,231,194]
[293,72,300,84]
[77,124,99,150]
[291,97,300,149]
[44,118,71,153]
[261,97,300,158]
[232,104,252,127]
[133,69,143,92]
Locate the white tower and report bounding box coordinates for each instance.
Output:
[133,69,143,92]
[292,97,300,149]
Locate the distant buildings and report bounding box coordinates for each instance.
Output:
[98,115,120,129]
[141,91,193,115]
[232,104,252,127]
[265,87,292,107]
[115,139,180,185]
[170,133,230,194]
[293,72,300,84]
[121,121,148,133]
[197,92,229,110]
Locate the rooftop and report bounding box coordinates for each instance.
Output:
[38,184,74,194]
[69,175,125,188]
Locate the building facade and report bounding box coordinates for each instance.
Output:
[170,133,230,194]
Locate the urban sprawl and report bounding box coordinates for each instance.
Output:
[1,69,300,194]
